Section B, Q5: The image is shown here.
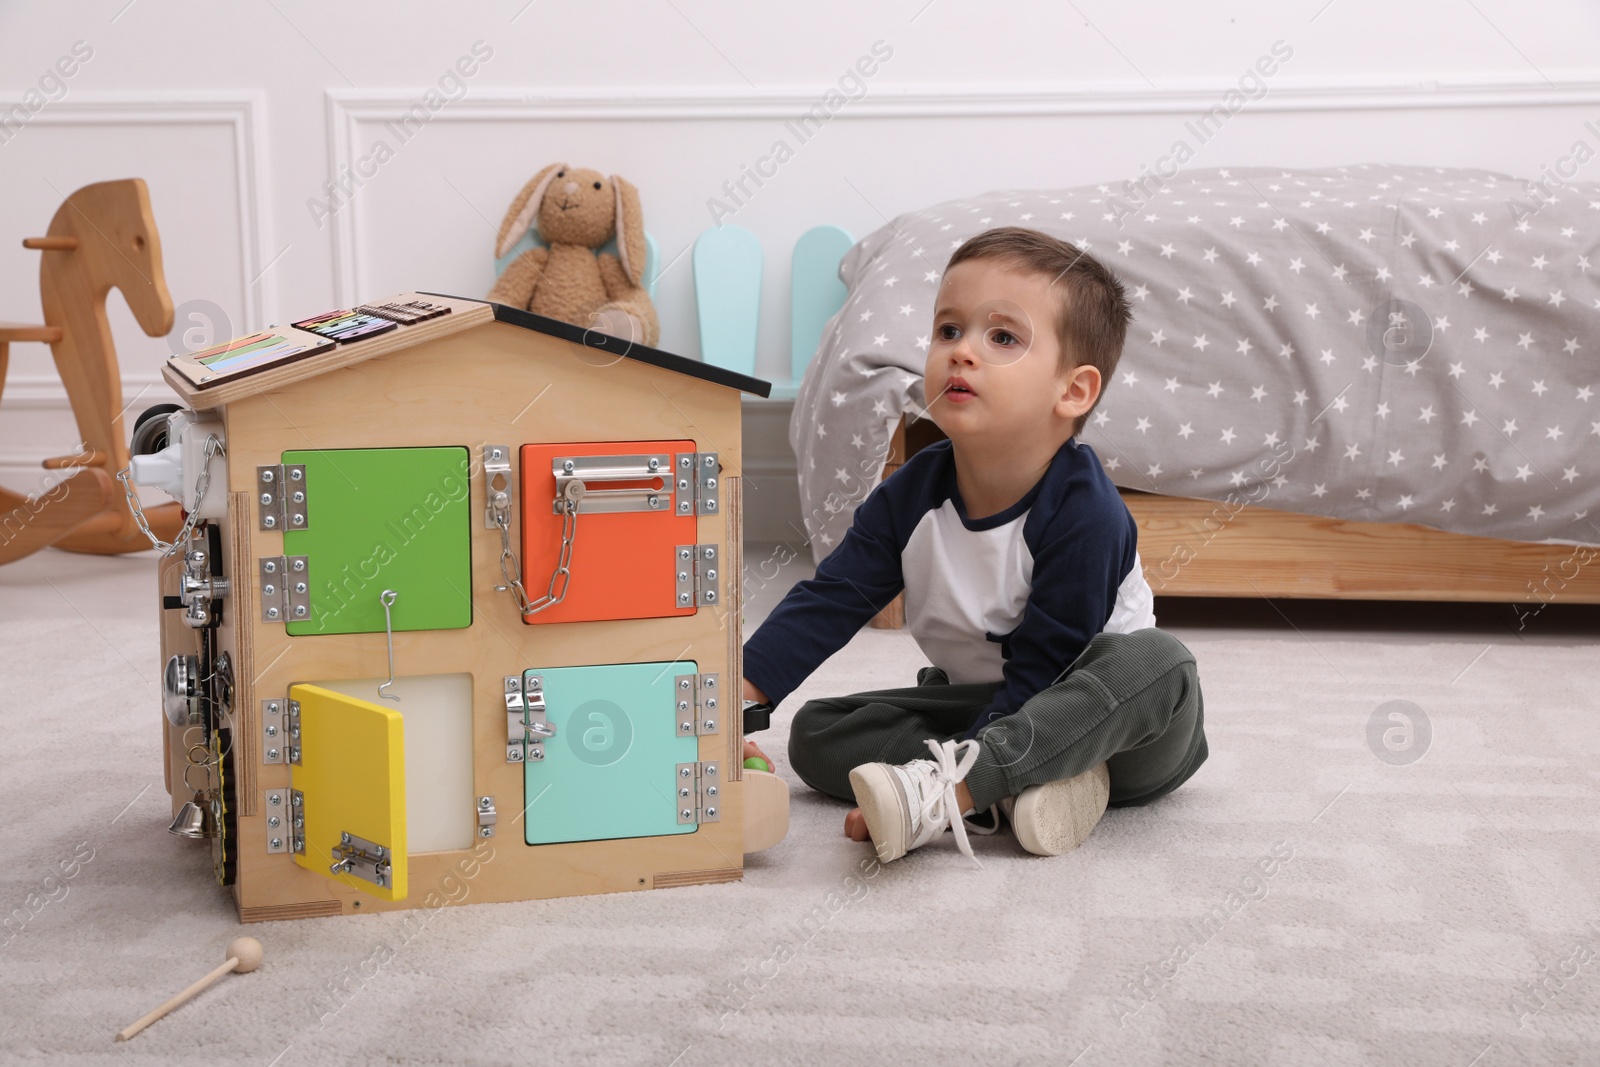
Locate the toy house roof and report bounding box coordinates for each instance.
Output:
[161,292,771,409]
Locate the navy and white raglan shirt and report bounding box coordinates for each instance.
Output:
[743,436,1156,742]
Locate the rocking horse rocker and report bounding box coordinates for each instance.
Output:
[0,178,182,565]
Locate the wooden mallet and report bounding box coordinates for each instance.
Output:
[115,937,263,1042]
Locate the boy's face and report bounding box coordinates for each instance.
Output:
[924,259,1101,445]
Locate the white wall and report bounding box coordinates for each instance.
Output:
[3,0,1599,540]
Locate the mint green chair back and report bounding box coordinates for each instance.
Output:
[692,224,762,377]
[789,225,854,385]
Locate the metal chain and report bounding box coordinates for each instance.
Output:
[116,433,226,556]
[496,479,584,615]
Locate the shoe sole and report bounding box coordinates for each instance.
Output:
[1010,762,1111,856]
[849,762,913,863]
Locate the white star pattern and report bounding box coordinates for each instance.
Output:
[792,168,1595,561]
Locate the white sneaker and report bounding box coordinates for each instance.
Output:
[849,738,989,867]
[998,762,1111,856]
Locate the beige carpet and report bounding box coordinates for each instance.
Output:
[1,548,1598,1066]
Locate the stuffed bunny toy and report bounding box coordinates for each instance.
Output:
[488,163,660,347]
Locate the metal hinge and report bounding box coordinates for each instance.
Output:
[264,789,292,853]
[290,789,306,854]
[673,544,721,608]
[286,699,302,765]
[504,675,557,763]
[258,556,312,624]
[674,673,721,736]
[256,463,308,531]
[329,830,393,889]
[673,452,720,516]
[675,761,722,825]
[477,796,497,838]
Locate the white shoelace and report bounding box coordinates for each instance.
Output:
[900,737,985,867]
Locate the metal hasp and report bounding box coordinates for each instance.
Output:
[673,544,721,608]
[504,674,558,763]
[377,590,400,702]
[329,831,394,890]
[675,761,722,825]
[177,527,229,628]
[476,796,497,838]
[256,463,308,531]
[673,673,722,737]
[258,556,312,624]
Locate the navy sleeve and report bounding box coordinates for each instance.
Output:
[958,491,1138,741]
[742,476,908,709]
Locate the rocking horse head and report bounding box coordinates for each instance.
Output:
[45,178,174,338]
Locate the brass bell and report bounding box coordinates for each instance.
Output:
[168,789,218,839]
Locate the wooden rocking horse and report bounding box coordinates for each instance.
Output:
[0,178,182,565]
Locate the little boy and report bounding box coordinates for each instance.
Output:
[741,227,1207,866]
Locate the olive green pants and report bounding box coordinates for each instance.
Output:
[787,628,1207,813]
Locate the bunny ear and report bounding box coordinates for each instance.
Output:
[611,175,646,288]
[494,162,566,259]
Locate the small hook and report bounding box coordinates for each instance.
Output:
[378,590,400,702]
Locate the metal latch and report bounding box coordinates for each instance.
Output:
[483,444,514,529]
[256,463,308,531]
[674,673,721,736]
[259,556,312,624]
[674,544,721,608]
[675,761,722,825]
[177,527,229,628]
[504,675,558,763]
[551,452,675,515]
[329,831,393,889]
[477,796,497,838]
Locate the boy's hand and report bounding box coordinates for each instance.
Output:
[742,678,769,704]
[743,739,777,772]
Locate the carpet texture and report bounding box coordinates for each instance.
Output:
[1,551,1598,1066]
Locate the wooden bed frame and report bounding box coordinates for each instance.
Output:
[867,414,1600,629]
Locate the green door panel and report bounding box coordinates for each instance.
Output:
[282,447,472,637]
[524,661,700,845]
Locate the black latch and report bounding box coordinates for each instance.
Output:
[742,699,773,734]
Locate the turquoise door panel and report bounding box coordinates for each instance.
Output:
[524,661,700,845]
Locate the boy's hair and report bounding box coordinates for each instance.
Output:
[946,226,1133,436]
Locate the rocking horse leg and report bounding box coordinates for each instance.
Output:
[0,468,118,566]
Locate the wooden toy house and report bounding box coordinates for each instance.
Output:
[147,293,779,922]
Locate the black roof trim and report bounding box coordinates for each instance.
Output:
[418,292,772,397]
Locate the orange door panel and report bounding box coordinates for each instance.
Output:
[519,441,699,625]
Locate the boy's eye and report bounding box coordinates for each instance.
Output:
[937,323,960,340]
[990,329,1018,346]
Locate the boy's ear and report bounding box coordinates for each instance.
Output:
[1058,362,1101,420]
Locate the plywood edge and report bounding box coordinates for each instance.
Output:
[239,899,343,924]
[726,475,744,783]
[1122,489,1600,603]
[653,866,742,889]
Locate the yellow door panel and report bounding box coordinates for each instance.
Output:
[289,683,408,901]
